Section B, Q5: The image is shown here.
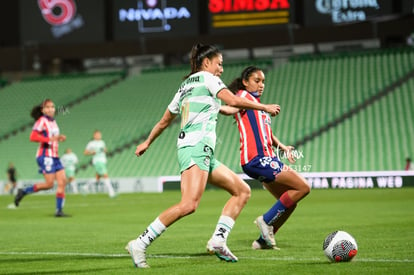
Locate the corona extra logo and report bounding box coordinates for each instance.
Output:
[208,0,290,28]
[315,0,380,23]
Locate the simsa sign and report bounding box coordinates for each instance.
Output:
[208,0,293,32]
[303,0,393,26]
[113,0,199,39]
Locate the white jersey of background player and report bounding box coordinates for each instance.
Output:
[61,148,79,194]
[84,130,115,197]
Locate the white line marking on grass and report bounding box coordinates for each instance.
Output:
[0,251,127,258]
[0,251,412,263]
[354,258,414,263]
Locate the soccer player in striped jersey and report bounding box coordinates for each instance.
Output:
[125,44,280,268]
[224,66,310,250]
[13,99,69,217]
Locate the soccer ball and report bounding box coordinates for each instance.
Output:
[323,230,358,262]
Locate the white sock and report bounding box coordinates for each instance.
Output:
[211,215,235,243]
[103,178,115,197]
[136,217,166,249]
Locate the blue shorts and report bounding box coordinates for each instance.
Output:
[242,156,284,183]
[37,156,64,174]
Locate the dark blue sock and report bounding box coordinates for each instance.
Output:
[257,236,267,244]
[56,197,64,212]
[263,200,287,225]
[23,186,35,194]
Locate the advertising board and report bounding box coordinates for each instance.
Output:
[302,0,393,26]
[113,0,199,40]
[20,0,105,44]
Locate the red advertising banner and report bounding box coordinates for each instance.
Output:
[208,0,293,33]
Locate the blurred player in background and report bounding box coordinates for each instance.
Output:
[84,130,116,198]
[61,148,79,194]
[223,66,310,249]
[5,162,17,195]
[125,43,280,268]
[12,99,69,217]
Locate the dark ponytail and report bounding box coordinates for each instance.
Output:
[184,43,221,79]
[228,66,262,94]
[227,77,243,94]
[30,105,42,121]
[30,98,52,121]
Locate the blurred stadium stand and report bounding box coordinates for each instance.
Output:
[1,1,414,180]
[1,48,413,178]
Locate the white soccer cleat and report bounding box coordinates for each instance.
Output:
[125,240,149,268]
[254,216,276,247]
[206,239,238,262]
[251,240,280,250]
[7,203,17,209]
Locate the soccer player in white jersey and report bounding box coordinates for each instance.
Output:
[84,130,116,197]
[13,99,69,217]
[61,148,79,194]
[125,43,281,268]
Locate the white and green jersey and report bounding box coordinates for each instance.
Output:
[85,140,107,164]
[168,71,226,150]
[61,152,78,172]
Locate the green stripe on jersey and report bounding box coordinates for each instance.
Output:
[169,71,227,150]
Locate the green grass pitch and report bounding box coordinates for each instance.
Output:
[1,188,413,274]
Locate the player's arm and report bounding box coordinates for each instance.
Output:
[84,147,95,156]
[219,105,240,116]
[217,89,280,116]
[30,130,49,143]
[84,150,94,155]
[135,109,177,157]
[30,130,65,142]
[272,133,296,164]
